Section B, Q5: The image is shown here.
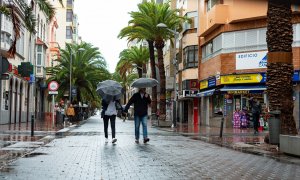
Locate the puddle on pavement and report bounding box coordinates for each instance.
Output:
[23,152,47,158]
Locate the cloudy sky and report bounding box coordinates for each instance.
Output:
[74,0,141,73]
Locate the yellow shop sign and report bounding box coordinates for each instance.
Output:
[221,74,263,84]
[200,80,208,90]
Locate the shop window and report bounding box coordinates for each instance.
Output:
[213,94,224,117]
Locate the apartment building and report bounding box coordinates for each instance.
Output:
[176,0,199,125]
[197,0,300,129]
[0,0,50,124]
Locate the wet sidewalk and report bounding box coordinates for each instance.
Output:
[0,114,78,168]
[157,123,300,164]
[0,115,299,179]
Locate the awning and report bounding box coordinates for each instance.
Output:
[220,85,266,91]
[197,89,215,97]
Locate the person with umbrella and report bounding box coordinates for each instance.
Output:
[97,80,124,143]
[123,88,151,144]
[101,98,122,144]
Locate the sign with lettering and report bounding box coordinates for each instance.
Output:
[221,74,263,84]
[236,51,267,70]
[200,77,216,90]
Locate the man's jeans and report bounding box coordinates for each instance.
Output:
[134,115,148,140]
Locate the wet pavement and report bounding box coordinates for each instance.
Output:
[0,115,299,179]
[0,114,75,169]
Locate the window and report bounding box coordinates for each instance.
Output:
[183,11,198,30]
[206,0,219,12]
[66,9,73,22]
[66,26,72,39]
[213,94,224,117]
[183,45,198,68]
[36,45,43,69]
[67,0,73,6]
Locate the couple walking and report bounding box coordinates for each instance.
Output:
[101,88,151,144]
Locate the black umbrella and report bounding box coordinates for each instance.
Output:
[96,80,124,102]
[131,78,159,88]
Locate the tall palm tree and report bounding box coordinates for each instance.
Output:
[119,16,158,116]
[129,0,185,120]
[47,42,110,104]
[118,46,149,78]
[266,0,297,135]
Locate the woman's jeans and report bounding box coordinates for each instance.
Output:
[103,115,116,138]
[134,115,148,140]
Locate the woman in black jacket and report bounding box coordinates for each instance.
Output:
[101,99,122,143]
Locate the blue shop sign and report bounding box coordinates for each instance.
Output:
[208,77,216,87]
[260,70,300,83]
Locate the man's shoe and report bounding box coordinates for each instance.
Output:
[143,138,150,143]
[112,138,117,143]
[105,138,108,143]
[135,139,139,144]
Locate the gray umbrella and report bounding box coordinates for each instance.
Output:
[131,78,159,88]
[96,80,124,102]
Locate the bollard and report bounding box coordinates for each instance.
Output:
[219,117,224,138]
[31,115,34,137]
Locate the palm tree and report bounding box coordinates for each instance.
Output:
[47,42,110,104]
[112,71,138,104]
[128,0,185,120]
[266,0,297,135]
[118,46,149,78]
[119,25,158,117]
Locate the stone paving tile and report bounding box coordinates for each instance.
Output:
[0,116,299,179]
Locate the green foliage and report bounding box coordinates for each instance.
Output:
[116,45,149,78]
[47,42,110,103]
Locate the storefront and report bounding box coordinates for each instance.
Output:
[178,79,199,125]
[198,72,300,129]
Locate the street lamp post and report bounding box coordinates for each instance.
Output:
[157,23,179,128]
[69,48,85,104]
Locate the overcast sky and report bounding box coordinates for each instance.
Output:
[74,0,141,73]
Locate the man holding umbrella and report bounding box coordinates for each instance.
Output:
[124,88,151,144]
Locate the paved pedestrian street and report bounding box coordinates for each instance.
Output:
[0,115,299,180]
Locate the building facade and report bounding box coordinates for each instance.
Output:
[197,0,300,129]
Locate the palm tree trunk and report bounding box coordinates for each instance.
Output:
[148,40,158,116]
[155,40,166,120]
[266,0,298,135]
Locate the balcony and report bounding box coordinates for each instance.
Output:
[199,4,229,37]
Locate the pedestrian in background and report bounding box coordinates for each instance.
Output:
[67,103,75,124]
[250,98,262,134]
[60,105,66,124]
[124,88,151,144]
[101,99,122,143]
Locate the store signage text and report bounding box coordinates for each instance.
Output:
[236,51,267,70]
[199,77,216,90]
[221,74,263,84]
[227,90,250,94]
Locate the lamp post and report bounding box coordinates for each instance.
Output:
[69,48,85,104]
[157,23,179,128]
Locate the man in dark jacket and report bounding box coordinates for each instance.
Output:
[124,88,151,143]
[249,98,262,134]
